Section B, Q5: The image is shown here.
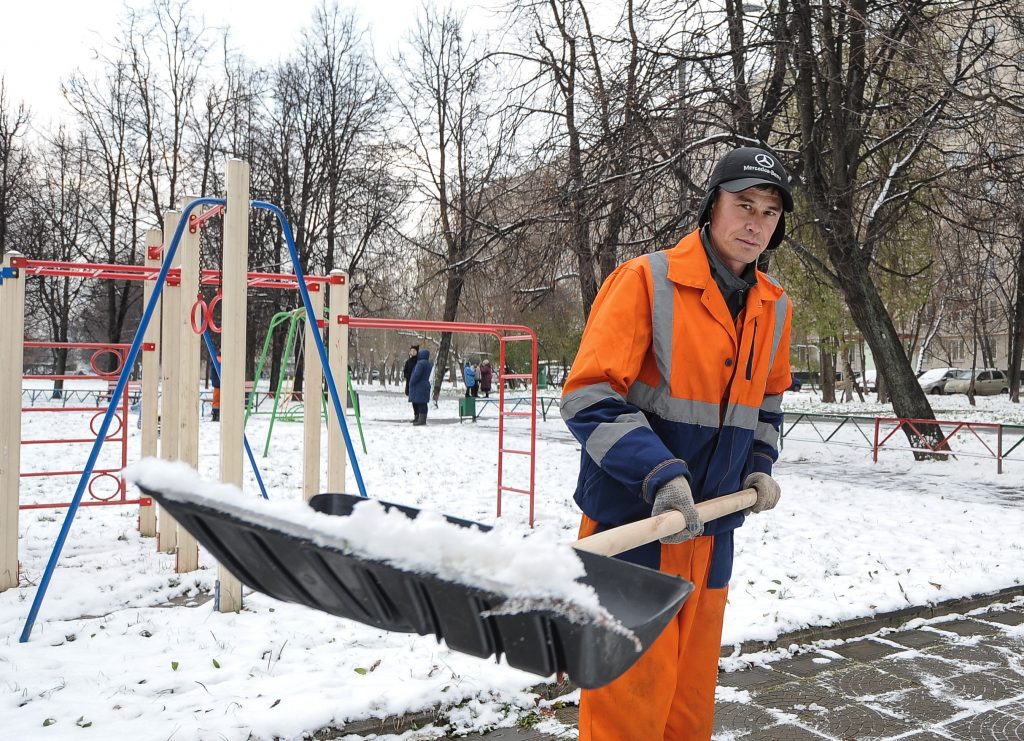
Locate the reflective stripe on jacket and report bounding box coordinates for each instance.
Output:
[560,229,792,587]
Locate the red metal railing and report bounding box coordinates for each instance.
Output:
[20,342,139,509]
[873,417,1004,473]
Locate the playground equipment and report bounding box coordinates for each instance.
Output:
[19,342,135,509]
[5,160,539,644]
[5,163,362,641]
[248,307,367,457]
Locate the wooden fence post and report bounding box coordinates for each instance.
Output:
[158,210,182,554]
[175,196,202,573]
[139,228,162,537]
[217,159,250,612]
[327,271,349,494]
[303,283,324,501]
[0,252,26,591]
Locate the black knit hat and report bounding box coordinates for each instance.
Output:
[697,147,793,249]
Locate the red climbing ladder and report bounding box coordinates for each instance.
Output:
[496,333,538,526]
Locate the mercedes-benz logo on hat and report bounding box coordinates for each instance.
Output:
[755,153,775,168]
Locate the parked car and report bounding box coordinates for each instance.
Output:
[917,367,961,395]
[943,369,1009,396]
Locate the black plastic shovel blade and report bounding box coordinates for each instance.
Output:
[138,486,693,689]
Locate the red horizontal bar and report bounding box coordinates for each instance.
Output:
[350,316,536,338]
[23,259,330,288]
[501,335,534,341]
[20,499,143,510]
[499,485,531,495]
[24,341,131,350]
[21,436,123,445]
[21,468,123,477]
[23,408,109,413]
[500,448,531,456]
[501,411,533,418]
[876,416,1000,430]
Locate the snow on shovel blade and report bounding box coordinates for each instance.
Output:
[136,485,693,688]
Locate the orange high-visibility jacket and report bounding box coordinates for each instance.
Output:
[560,229,792,587]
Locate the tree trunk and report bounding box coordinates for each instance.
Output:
[1009,226,1024,403]
[830,242,947,451]
[820,345,836,403]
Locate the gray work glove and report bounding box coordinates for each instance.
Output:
[651,475,703,544]
[744,472,781,514]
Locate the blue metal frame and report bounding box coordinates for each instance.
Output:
[201,329,269,500]
[19,198,366,642]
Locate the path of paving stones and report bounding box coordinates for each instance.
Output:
[453,601,1024,741]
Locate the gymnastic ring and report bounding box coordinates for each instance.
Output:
[90,348,125,377]
[191,296,209,334]
[207,293,223,334]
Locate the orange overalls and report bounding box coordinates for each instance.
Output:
[560,229,792,739]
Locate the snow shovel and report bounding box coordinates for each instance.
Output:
[136,482,754,688]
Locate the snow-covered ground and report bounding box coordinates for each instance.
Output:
[2,383,1024,740]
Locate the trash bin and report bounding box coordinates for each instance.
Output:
[459,395,476,421]
[538,365,549,390]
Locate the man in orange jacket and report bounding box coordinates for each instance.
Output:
[560,146,794,740]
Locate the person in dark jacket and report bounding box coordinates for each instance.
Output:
[403,345,419,422]
[408,348,433,426]
[479,359,493,397]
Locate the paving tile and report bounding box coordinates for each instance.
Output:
[865,687,964,726]
[929,618,1000,638]
[983,633,1024,653]
[941,706,1024,739]
[941,669,1024,705]
[921,638,1006,667]
[831,637,903,662]
[822,662,920,700]
[713,701,777,736]
[751,680,846,715]
[896,732,958,740]
[770,652,845,678]
[981,609,1024,627]
[873,654,965,684]
[739,723,831,740]
[718,665,793,691]
[885,628,947,650]
[803,702,915,740]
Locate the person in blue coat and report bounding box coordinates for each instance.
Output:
[463,361,477,397]
[408,348,433,426]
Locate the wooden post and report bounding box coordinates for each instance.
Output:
[139,229,162,537]
[0,251,26,591]
[217,159,250,612]
[327,271,349,493]
[175,196,202,573]
[302,283,324,501]
[158,210,182,554]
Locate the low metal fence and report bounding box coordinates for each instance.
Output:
[781,412,1024,473]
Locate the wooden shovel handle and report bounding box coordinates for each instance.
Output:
[571,488,758,557]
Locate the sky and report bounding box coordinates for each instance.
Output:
[0,0,481,127]
[2,380,1024,738]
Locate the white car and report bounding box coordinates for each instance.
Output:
[943,369,1009,396]
[917,367,961,395]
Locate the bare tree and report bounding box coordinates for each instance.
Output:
[392,4,525,402]
[0,77,31,261]
[24,127,93,395]
[781,0,1014,444]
